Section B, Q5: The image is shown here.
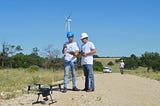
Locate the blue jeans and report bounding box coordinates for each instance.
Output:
[64,60,77,89]
[82,64,95,90]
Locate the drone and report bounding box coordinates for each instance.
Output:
[27,83,63,105]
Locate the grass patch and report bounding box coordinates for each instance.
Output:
[0,69,63,92]
[125,67,160,81]
[0,68,83,99]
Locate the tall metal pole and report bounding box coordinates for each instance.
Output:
[66,17,72,32]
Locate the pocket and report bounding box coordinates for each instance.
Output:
[73,60,77,66]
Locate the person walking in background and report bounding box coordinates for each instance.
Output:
[80,32,96,92]
[120,59,125,74]
[62,32,80,93]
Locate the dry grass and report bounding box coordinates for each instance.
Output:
[125,67,160,81]
[0,68,83,99]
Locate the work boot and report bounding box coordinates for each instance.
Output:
[72,87,80,91]
[62,88,67,93]
[81,88,87,91]
[86,89,94,92]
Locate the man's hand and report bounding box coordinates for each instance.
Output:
[63,44,67,48]
[81,52,87,56]
[69,50,78,56]
[69,51,75,55]
[62,44,67,54]
[81,49,96,57]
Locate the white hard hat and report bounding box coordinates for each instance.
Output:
[80,33,88,39]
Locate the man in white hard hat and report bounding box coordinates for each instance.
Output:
[62,32,80,93]
[80,32,96,92]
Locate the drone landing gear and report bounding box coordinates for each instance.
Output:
[28,83,63,105]
[32,88,57,105]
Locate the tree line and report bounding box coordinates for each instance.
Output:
[118,52,160,71]
[1,42,159,72]
[0,42,103,72]
[0,42,63,70]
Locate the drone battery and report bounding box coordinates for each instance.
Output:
[40,88,50,97]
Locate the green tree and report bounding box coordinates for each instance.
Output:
[9,53,26,68]
[93,55,99,58]
[26,54,45,68]
[123,54,140,70]
[141,52,160,71]
[0,42,23,67]
[93,60,103,72]
[32,47,39,56]
[6,52,45,68]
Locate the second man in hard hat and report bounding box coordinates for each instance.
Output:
[80,32,96,92]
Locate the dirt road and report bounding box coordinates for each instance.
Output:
[1,73,160,106]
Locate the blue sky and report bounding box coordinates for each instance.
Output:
[0,0,160,57]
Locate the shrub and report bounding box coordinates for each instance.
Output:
[140,52,160,71]
[26,65,39,73]
[93,60,103,72]
[30,65,39,71]
[124,58,139,70]
[107,61,114,66]
[115,59,120,63]
[151,60,160,71]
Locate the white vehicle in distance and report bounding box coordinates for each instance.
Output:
[103,67,112,73]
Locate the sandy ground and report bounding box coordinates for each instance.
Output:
[1,73,160,106]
